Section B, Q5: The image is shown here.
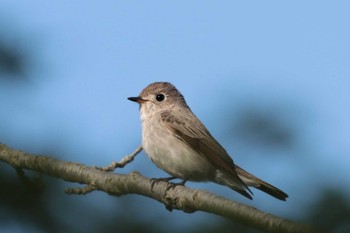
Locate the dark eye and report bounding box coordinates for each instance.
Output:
[156,94,165,102]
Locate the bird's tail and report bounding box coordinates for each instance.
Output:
[235,165,288,201]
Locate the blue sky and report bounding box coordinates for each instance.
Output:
[1,1,350,231]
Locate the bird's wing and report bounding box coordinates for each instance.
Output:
[160,110,251,196]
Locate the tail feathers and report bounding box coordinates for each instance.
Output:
[237,190,253,200]
[215,169,254,200]
[235,165,288,201]
[255,181,288,201]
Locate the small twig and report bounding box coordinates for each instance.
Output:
[96,145,143,172]
[65,185,97,195]
[67,146,143,195]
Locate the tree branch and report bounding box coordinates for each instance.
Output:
[0,143,323,233]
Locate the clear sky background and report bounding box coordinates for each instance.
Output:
[1,1,349,232]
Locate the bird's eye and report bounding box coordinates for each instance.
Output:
[156,94,165,102]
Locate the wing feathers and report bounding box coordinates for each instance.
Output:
[160,110,251,195]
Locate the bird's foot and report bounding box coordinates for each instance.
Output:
[150,177,176,191]
[165,179,187,192]
[163,179,188,211]
[150,178,189,212]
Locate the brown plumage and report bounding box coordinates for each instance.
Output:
[129,82,288,201]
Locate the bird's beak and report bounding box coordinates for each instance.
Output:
[128,96,147,103]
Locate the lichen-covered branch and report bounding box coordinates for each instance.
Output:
[0,143,323,233]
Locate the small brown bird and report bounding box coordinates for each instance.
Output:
[128,82,288,201]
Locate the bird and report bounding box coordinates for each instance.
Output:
[128,82,288,201]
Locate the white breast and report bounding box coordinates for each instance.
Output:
[141,110,215,181]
